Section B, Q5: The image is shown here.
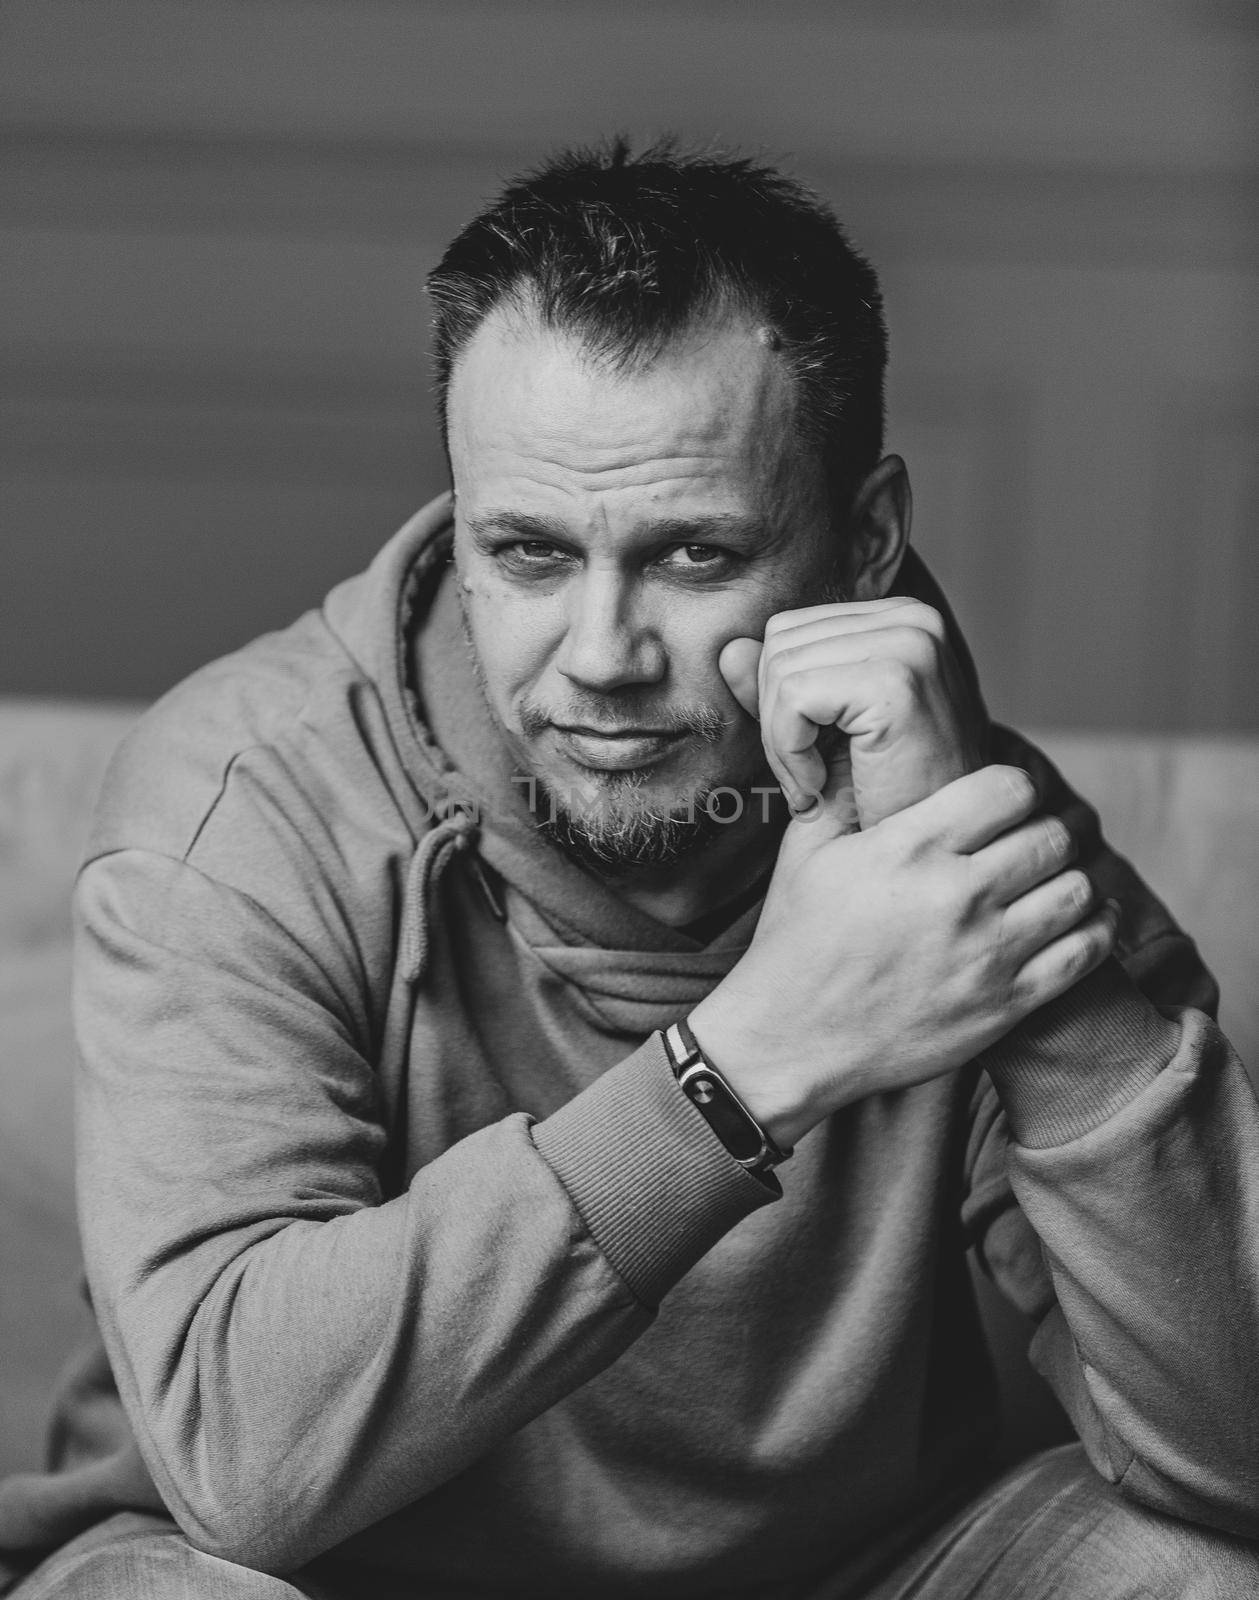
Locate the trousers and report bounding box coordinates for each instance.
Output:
[10,1445,1259,1599]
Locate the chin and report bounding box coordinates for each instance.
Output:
[525,748,772,876]
[524,758,704,822]
[535,777,728,875]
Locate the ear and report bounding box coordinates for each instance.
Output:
[841,455,912,600]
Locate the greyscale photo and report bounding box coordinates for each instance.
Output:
[1,5,1257,1598]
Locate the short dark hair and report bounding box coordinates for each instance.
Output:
[426,137,888,523]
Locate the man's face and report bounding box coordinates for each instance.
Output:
[447,302,839,868]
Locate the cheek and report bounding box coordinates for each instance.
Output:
[656,600,762,725]
[460,573,562,711]
[678,633,737,711]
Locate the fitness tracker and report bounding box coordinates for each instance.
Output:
[663,1018,792,1184]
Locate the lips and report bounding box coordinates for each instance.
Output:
[552,725,688,772]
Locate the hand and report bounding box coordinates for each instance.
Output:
[719,597,984,829]
[688,765,1117,1148]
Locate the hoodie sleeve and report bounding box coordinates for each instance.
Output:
[963,728,1259,1537]
[73,846,771,1576]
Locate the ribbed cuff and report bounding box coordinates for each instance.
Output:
[530,1034,777,1307]
[981,958,1181,1149]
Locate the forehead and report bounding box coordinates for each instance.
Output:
[445,303,805,516]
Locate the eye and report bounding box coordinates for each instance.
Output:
[495,539,573,575]
[659,544,736,576]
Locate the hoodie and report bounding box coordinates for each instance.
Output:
[1,495,1256,1597]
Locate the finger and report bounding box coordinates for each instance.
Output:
[755,680,829,812]
[763,624,943,689]
[760,662,890,812]
[892,765,1039,854]
[718,636,763,720]
[972,815,1076,904]
[1008,900,1120,1012]
[1000,867,1096,963]
[764,598,946,652]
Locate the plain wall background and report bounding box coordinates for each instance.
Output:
[3,0,1256,731]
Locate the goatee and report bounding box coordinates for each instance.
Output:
[532,771,732,876]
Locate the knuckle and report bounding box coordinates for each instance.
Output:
[894,827,933,872]
[1042,816,1074,863]
[903,625,941,674]
[994,764,1037,809]
[934,862,972,924]
[1063,869,1093,912]
[900,600,946,641]
[918,603,947,642]
[762,650,796,699]
[895,827,942,878]
[1002,969,1030,1013]
[1057,938,1087,982]
[778,672,809,714]
[880,655,921,702]
[1067,922,1108,976]
[996,972,1026,1021]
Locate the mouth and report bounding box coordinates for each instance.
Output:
[551,725,690,772]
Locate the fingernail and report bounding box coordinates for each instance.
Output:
[789,786,822,818]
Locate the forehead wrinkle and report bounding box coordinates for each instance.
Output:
[483,453,741,497]
[469,387,753,468]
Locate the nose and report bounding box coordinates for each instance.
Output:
[554,566,666,693]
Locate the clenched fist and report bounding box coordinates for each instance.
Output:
[719,596,984,830]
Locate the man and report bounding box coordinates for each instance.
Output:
[2,140,1257,1598]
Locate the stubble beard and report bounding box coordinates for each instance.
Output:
[532,749,732,879]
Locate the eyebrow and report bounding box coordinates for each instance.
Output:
[466,511,572,544]
[465,510,768,546]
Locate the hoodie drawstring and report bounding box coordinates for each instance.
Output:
[399,811,480,986]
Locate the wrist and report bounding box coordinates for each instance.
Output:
[686,994,821,1151]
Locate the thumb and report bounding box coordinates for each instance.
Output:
[718,636,763,720]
